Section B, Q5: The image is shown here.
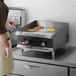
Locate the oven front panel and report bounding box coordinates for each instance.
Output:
[17,36,53,48]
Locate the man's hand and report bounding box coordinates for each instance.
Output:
[9,21,16,27]
[4,48,11,59]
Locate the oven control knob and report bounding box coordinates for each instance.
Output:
[25,40,29,45]
[41,42,46,47]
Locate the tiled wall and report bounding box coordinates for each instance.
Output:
[5,0,76,47]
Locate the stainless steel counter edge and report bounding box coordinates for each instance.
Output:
[13,54,76,68]
[13,47,76,68]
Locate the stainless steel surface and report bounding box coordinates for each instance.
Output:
[8,7,26,26]
[11,47,76,76]
[16,20,69,38]
[70,68,76,76]
[12,47,76,68]
[16,20,69,58]
[16,31,54,39]
[17,44,53,52]
[11,60,67,76]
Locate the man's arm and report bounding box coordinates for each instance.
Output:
[0,5,10,58]
[0,33,9,48]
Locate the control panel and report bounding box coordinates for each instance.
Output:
[17,36,53,48]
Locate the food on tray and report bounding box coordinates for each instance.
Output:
[34,26,44,29]
[47,28,56,32]
[28,29,38,32]
[28,26,44,32]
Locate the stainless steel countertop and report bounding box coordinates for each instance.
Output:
[12,47,76,68]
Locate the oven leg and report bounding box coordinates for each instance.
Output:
[22,49,24,53]
[52,51,55,59]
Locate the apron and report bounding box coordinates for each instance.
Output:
[0,19,14,76]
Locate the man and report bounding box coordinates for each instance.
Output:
[0,0,16,76]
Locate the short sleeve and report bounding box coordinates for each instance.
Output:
[0,4,7,34]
